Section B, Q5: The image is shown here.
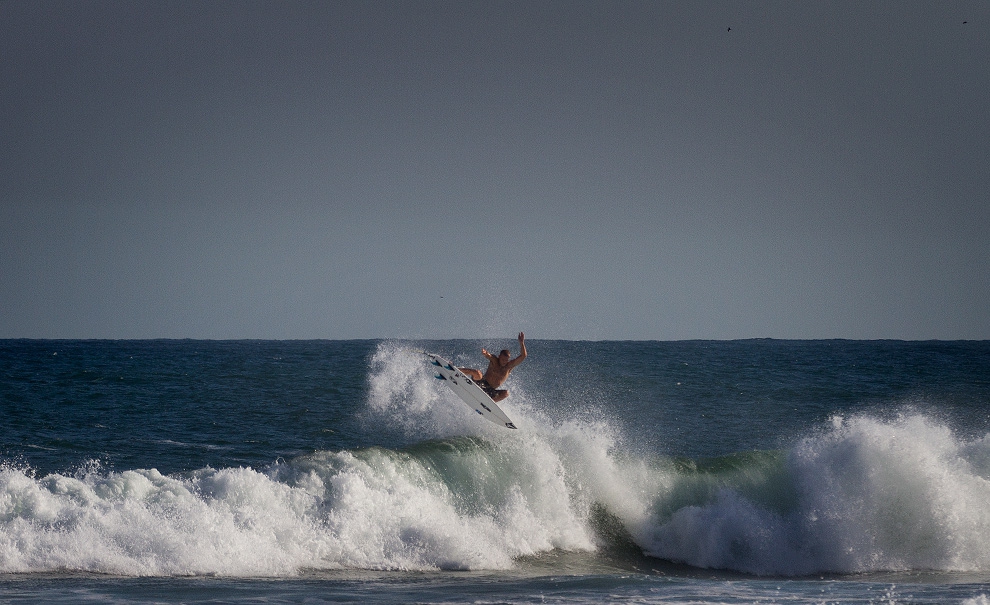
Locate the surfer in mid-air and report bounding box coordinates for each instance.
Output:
[459,332,527,402]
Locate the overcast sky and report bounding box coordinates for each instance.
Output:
[2,1,988,340]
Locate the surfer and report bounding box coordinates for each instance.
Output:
[459,332,527,402]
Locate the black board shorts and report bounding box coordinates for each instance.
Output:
[476,379,500,399]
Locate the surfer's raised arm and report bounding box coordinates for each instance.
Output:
[506,332,527,368]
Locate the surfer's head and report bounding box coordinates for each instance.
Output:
[499,349,511,363]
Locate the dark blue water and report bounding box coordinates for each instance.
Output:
[2,339,990,603]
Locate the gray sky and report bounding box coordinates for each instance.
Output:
[2,1,988,340]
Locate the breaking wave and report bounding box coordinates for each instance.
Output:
[2,343,990,577]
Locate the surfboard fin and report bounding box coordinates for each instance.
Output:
[435,374,446,380]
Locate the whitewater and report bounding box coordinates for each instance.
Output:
[2,338,989,603]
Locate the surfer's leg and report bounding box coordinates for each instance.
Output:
[460,368,483,381]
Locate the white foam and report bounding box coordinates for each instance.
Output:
[365,342,482,438]
[640,413,990,575]
[0,464,328,575]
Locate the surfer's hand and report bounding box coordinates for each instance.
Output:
[518,332,525,342]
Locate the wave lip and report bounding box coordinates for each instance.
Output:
[640,414,990,575]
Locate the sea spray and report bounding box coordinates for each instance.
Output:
[790,413,990,572]
[365,342,490,439]
[641,413,990,575]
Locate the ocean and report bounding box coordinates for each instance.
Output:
[2,339,989,604]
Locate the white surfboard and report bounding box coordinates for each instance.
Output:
[423,352,518,429]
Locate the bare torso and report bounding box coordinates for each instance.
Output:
[482,358,513,387]
[458,333,527,402]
